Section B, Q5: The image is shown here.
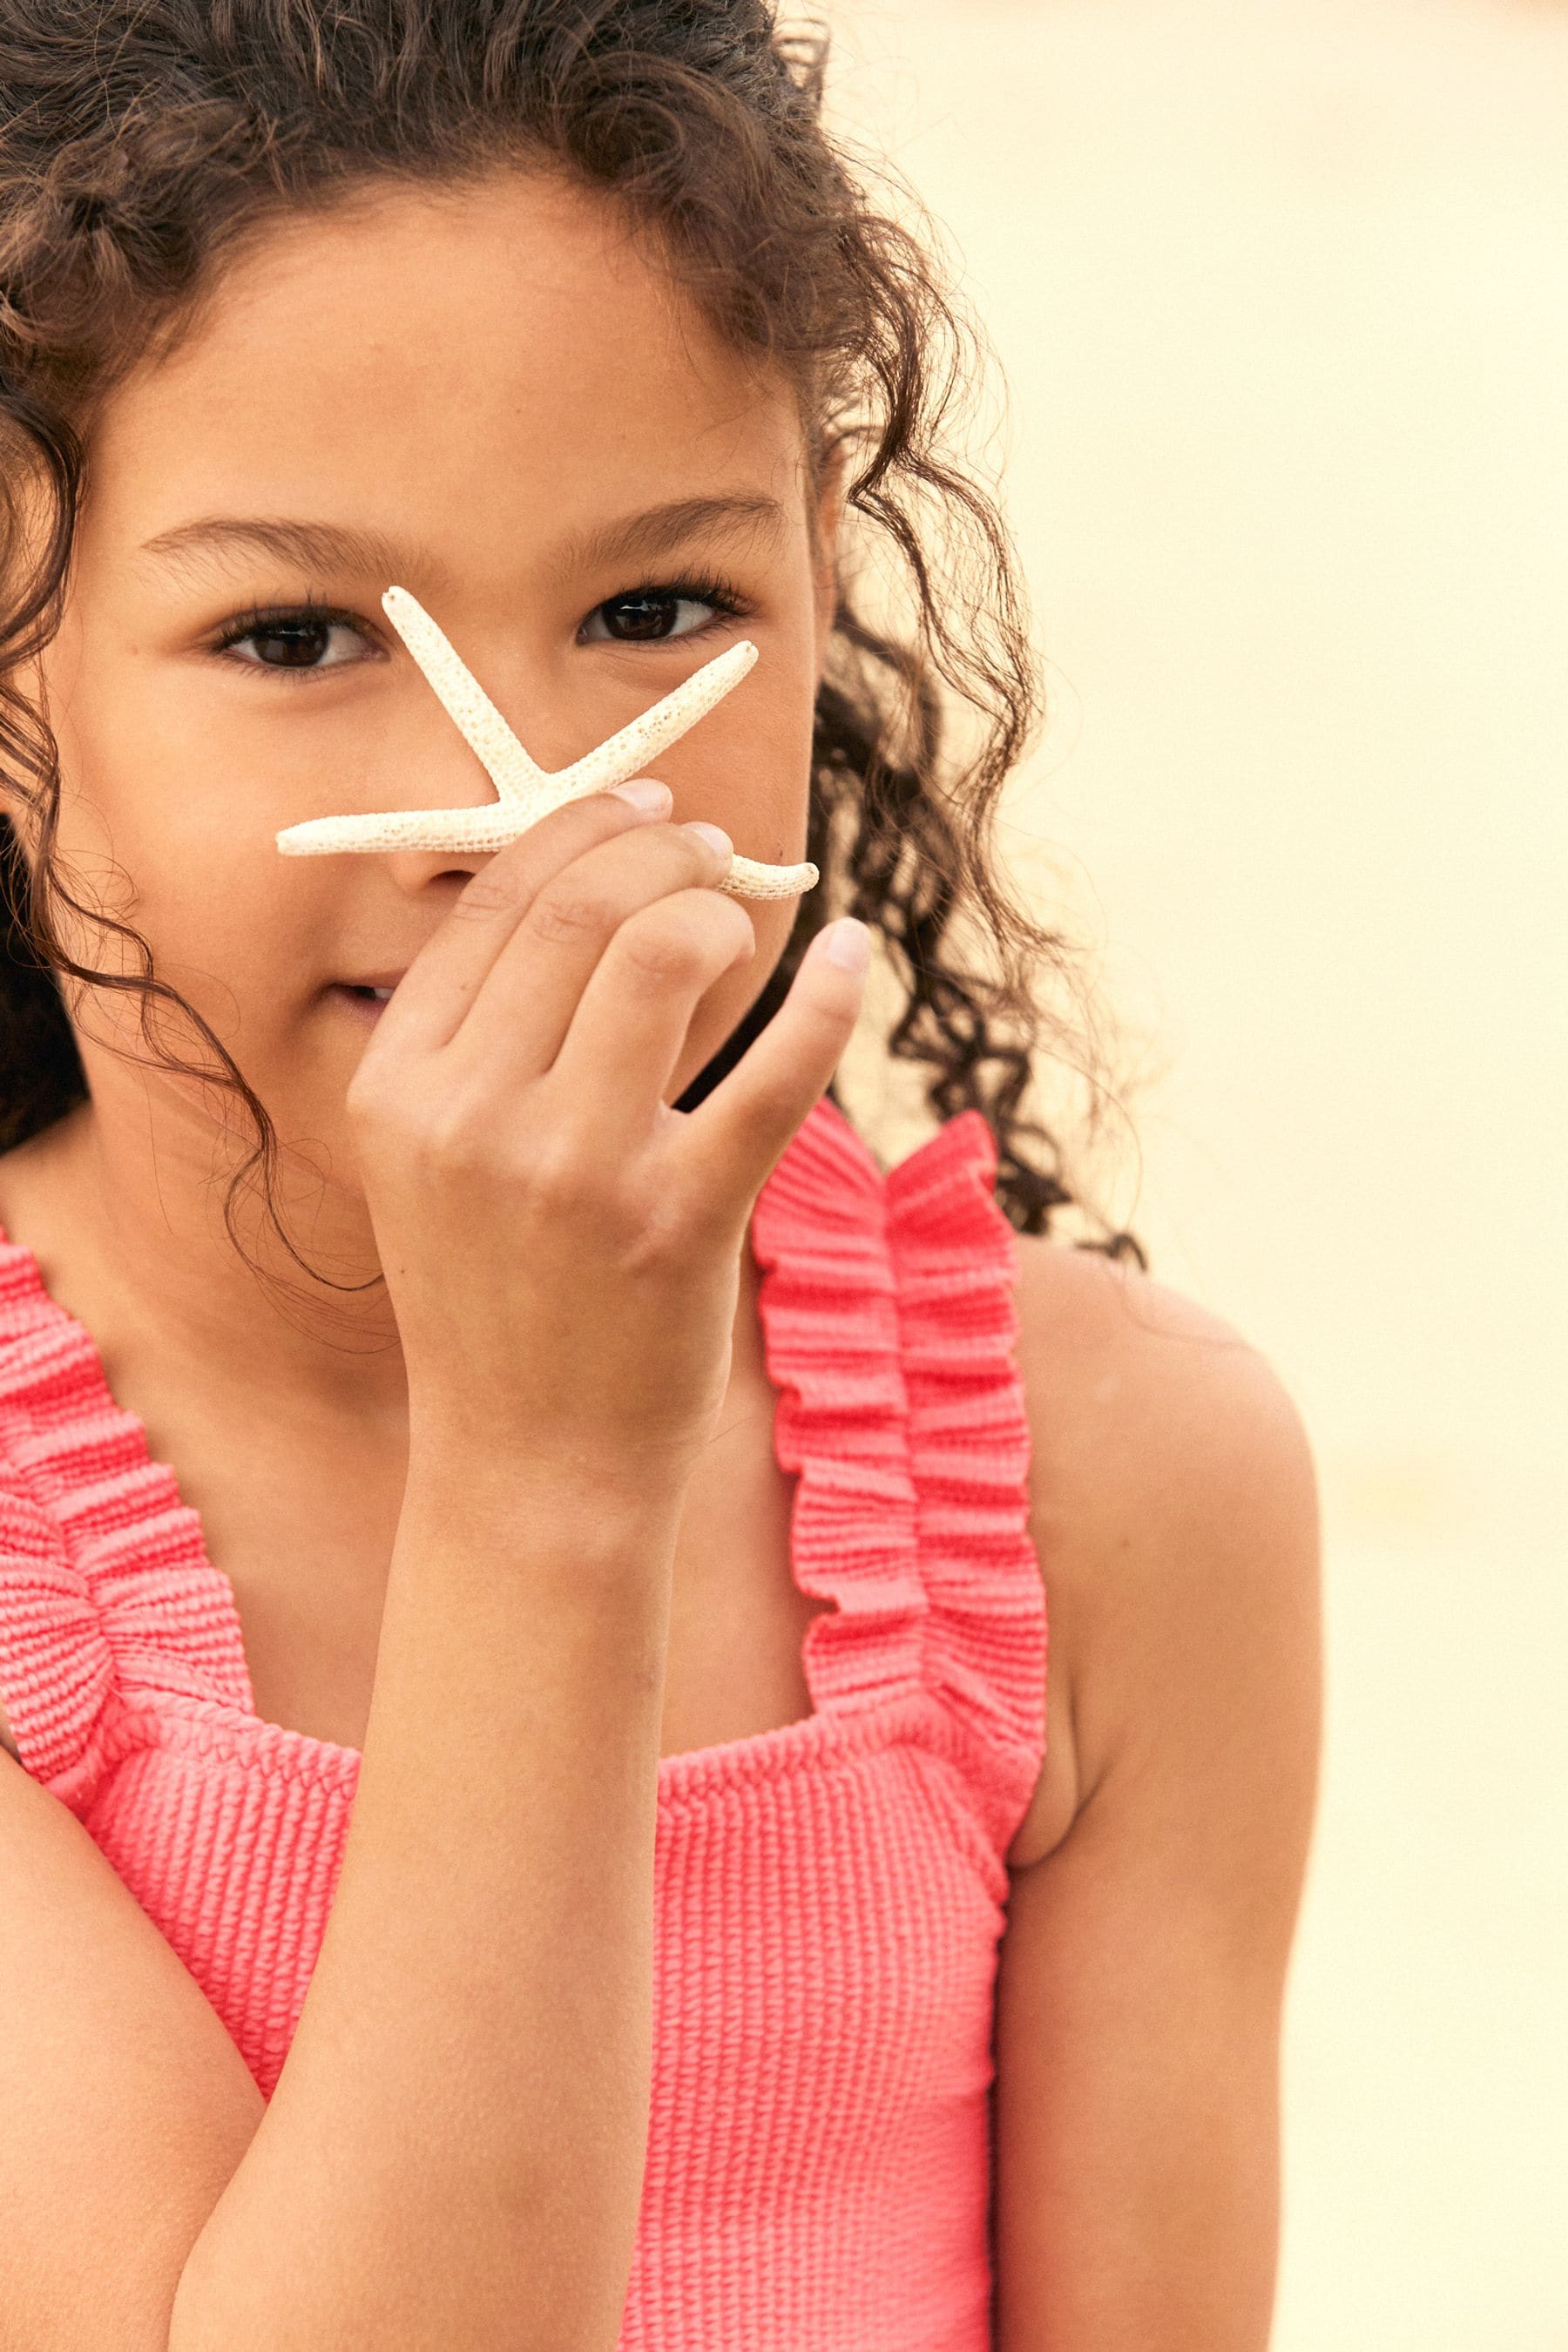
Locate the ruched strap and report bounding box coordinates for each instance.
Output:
[0,1237,253,1814]
[0,1455,122,1814]
[882,1107,1047,1859]
[751,1097,1047,1858]
[749,1100,929,1720]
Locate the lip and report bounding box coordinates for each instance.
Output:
[335,971,407,990]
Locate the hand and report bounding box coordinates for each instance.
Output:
[344,780,867,1492]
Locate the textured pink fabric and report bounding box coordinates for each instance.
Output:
[0,1093,1047,2349]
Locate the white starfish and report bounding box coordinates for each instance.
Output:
[273,586,820,903]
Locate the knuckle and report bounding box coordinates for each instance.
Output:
[419,1098,489,1174]
[511,1124,594,1211]
[343,1076,386,1131]
[618,890,755,985]
[368,1084,480,1179]
[620,932,704,989]
[526,882,612,948]
[661,1181,733,1256]
[451,868,521,924]
[611,1171,710,1267]
[614,902,711,987]
[344,1051,405,1127]
[348,1064,480,1166]
[412,1102,583,1211]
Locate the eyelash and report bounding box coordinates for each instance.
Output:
[583,568,751,639]
[209,570,754,675]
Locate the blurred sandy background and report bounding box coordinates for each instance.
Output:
[822,2,1568,2345]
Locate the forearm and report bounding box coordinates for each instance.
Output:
[169,1451,680,2352]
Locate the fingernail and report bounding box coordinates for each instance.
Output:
[683,821,732,860]
[609,778,672,814]
[820,917,869,975]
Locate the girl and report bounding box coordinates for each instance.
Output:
[0,4,1322,2347]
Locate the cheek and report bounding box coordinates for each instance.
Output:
[33,704,314,1028]
[44,668,352,1025]
[47,616,244,876]
[692,632,816,848]
[74,864,308,1046]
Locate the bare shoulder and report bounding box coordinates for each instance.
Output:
[991,1235,1322,2340]
[1004,1231,1321,1868]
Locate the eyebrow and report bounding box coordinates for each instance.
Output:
[137,493,788,586]
[546,493,788,577]
[136,516,429,583]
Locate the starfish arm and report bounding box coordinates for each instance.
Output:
[276,805,536,855]
[381,586,544,803]
[277,807,818,896]
[383,588,759,830]
[275,590,806,895]
[719,855,820,901]
[539,638,760,805]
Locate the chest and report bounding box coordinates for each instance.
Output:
[0,1149,1074,1864]
[175,1375,1075,1867]
[166,1362,835,1774]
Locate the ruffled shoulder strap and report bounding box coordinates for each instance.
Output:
[752,1094,1047,1857]
[0,1233,251,1816]
[749,1097,929,1724]
[0,1449,123,1815]
[882,1105,1048,1859]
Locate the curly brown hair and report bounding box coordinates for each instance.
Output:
[0,0,1148,1294]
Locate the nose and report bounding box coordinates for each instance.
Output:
[362,719,508,890]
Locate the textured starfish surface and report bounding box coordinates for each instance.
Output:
[273,587,820,902]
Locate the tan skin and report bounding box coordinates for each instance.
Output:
[0,170,1322,2348]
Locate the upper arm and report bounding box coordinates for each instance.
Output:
[0,1724,265,2348]
[993,1243,1323,2352]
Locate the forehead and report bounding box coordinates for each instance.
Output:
[87,169,808,560]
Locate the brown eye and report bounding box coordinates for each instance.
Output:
[579,573,745,647]
[589,591,700,643]
[249,620,335,666]
[217,610,373,672]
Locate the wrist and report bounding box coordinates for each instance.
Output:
[402,1415,692,1543]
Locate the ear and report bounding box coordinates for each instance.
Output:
[809,440,853,676]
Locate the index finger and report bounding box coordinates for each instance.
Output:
[368,786,672,1055]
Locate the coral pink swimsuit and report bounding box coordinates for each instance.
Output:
[0,1093,1047,2349]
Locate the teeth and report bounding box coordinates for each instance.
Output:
[368,986,395,1001]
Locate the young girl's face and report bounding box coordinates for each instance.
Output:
[30,168,841,1219]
